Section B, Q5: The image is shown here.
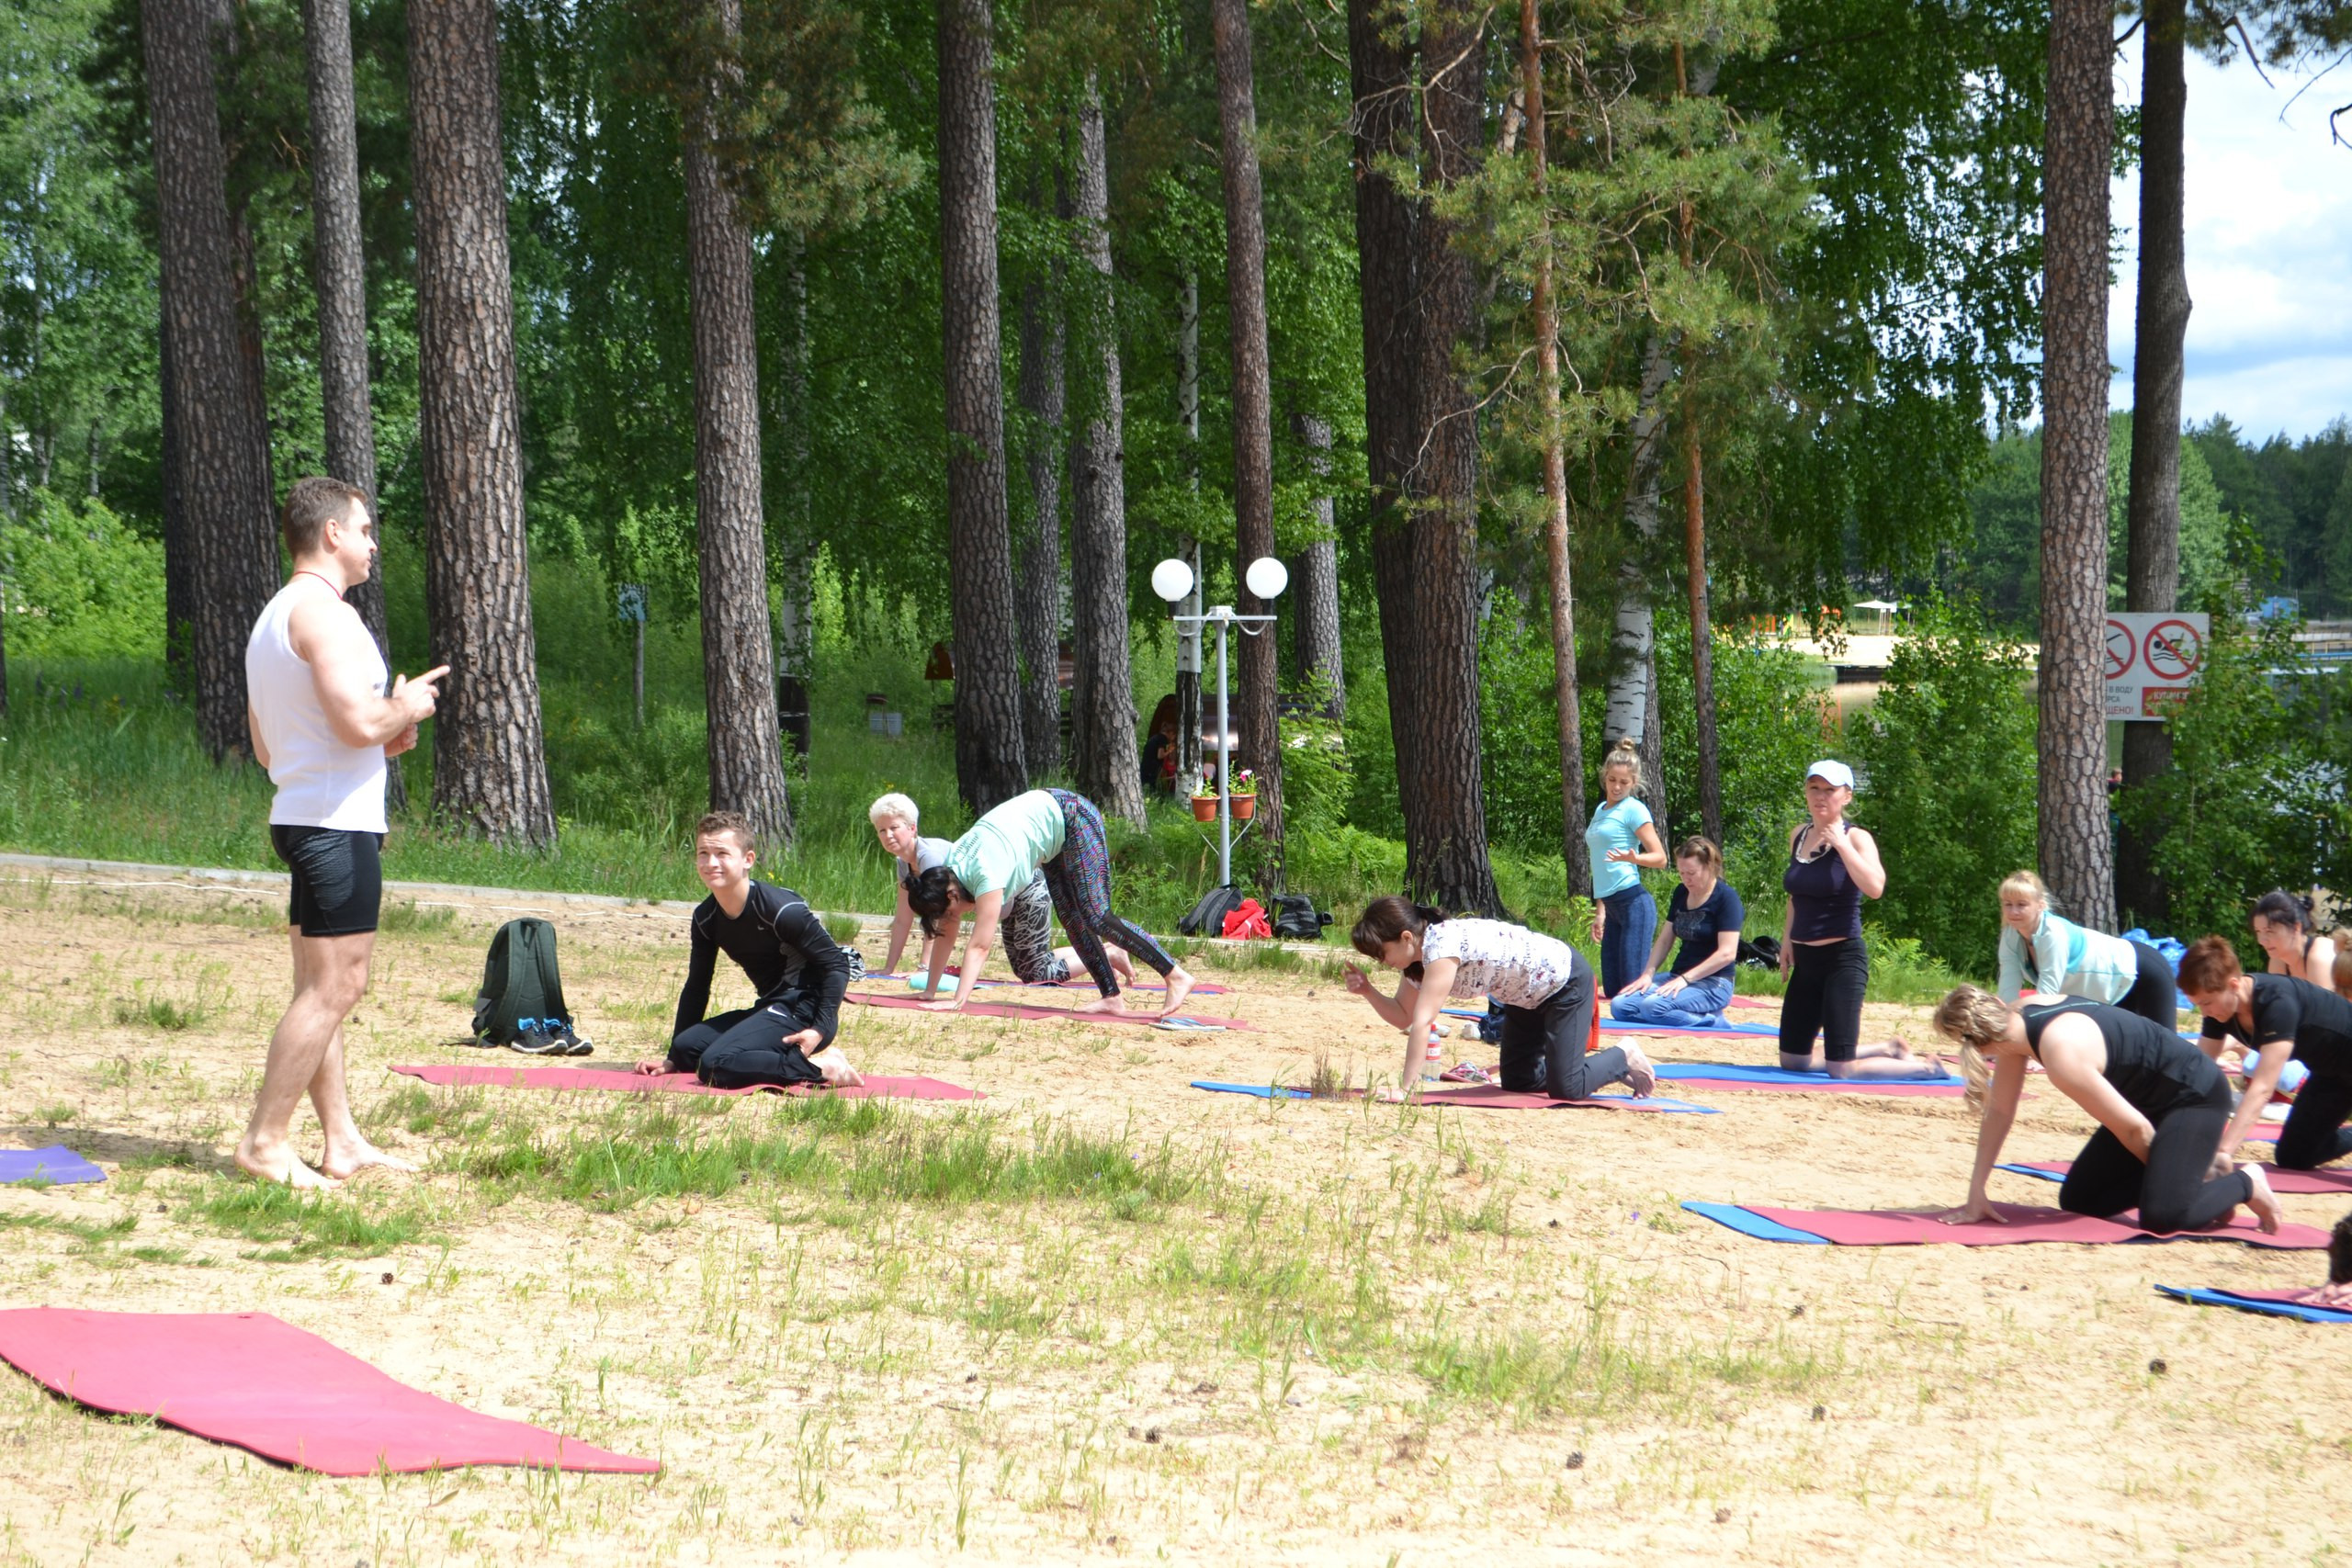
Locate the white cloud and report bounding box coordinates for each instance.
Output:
[2109,42,2352,440]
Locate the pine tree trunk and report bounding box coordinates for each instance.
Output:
[1066,79,1146,829]
[1394,2,1498,914]
[1521,0,1588,897]
[1291,412,1344,719]
[936,0,1028,812]
[2036,0,2116,931]
[408,0,556,843]
[141,0,279,761]
[301,0,405,812]
[1605,337,1674,822]
[770,241,813,768]
[2117,0,2188,927]
[684,0,792,851]
[1212,0,1283,873]
[158,311,194,684]
[1173,272,1204,795]
[1014,206,1067,779]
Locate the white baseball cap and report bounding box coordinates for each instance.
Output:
[1806,759,1856,790]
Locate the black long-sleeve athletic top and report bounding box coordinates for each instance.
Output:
[2199,973,2352,1079]
[2022,999,2227,1114]
[673,882,852,1048]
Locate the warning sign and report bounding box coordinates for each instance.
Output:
[2103,611,2210,722]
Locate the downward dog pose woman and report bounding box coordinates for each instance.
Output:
[652,811,861,1089]
[1586,739,1668,997]
[1996,870,2180,1027]
[1777,761,1946,1079]
[1930,987,2279,1234]
[2253,890,2339,988]
[1346,897,1656,1103]
[906,789,1193,1019]
[2179,935,2352,1171]
[867,793,1129,992]
[1611,836,1743,1028]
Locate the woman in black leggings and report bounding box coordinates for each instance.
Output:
[1776,761,1947,1079]
[1931,987,2281,1234]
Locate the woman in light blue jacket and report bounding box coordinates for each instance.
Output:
[1996,871,2179,1028]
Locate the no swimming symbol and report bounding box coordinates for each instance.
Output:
[2143,619,2204,682]
[2103,620,2135,680]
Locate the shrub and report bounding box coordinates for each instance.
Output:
[0,492,166,659]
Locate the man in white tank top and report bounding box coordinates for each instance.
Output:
[236,478,447,1188]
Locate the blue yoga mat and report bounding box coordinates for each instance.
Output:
[1190,1080,1310,1100]
[1187,1081,1714,1112]
[0,1146,105,1186]
[1996,1162,2064,1183]
[2155,1285,2352,1324]
[1679,1201,1829,1244]
[1438,1006,1778,1040]
[1657,1061,1958,1086]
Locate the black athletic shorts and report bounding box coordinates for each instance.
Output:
[270,825,385,937]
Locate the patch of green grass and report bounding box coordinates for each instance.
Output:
[35,1101,76,1128]
[824,912,865,947]
[182,1180,435,1259]
[110,993,209,1032]
[380,899,458,933]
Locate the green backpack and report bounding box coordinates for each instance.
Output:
[469,919,585,1053]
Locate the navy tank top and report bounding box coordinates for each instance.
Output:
[1783,825,1863,942]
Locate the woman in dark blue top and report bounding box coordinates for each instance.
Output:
[1611,836,1742,1028]
[1776,761,1946,1079]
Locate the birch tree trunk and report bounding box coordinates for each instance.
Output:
[1604,337,1675,823]
[2036,0,2117,931]
[1066,79,1146,828]
[409,0,556,841]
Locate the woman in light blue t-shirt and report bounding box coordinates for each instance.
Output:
[1586,739,1667,997]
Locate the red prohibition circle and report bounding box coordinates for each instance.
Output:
[2103,620,2135,680]
[2143,619,2204,681]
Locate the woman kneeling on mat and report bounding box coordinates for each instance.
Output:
[868,792,1131,994]
[1930,987,2279,1235]
[2253,889,2339,989]
[2179,935,2352,1172]
[1611,835,1742,1028]
[646,810,862,1089]
[1346,897,1656,1103]
[905,788,1194,1020]
[1996,870,2180,1027]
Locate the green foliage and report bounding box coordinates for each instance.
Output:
[0,492,164,658]
[1842,599,2037,976]
[185,1180,435,1260]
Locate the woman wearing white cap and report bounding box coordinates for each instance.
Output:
[1778,760,1949,1079]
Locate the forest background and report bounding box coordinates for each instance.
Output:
[3,0,2351,986]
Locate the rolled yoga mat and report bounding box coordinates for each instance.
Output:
[2000,1158,2352,1194]
[845,991,1254,1030]
[0,1308,660,1475]
[2154,1285,2352,1324]
[1679,1199,2327,1249]
[0,1146,104,1186]
[392,1064,982,1100]
[1188,1080,1715,1113]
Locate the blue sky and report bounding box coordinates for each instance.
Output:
[2109,41,2352,441]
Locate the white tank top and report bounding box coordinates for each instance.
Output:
[244,577,389,831]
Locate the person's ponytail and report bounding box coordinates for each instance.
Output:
[1931,984,2011,1113]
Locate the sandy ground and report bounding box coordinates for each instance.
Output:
[0,869,2346,1566]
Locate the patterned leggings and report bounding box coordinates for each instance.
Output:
[1040,790,1176,997]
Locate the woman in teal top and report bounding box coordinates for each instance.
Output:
[1995,870,2179,1027]
[1586,739,1668,996]
[907,788,1195,1020]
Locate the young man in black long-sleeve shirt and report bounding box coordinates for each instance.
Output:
[641,811,862,1089]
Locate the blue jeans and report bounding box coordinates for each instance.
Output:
[1598,887,1657,998]
[1610,971,1734,1029]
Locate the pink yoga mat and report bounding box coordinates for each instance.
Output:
[0,1309,658,1475]
[392,1064,982,1100]
[1728,996,1774,1010]
[844,991,1255,1030]
[879,971,1230,996]
[1408,1086,1702,1112]
[1669,1077,1968,1097]
[1750,1201,2326,1249]
[2015,1158,2352,1194]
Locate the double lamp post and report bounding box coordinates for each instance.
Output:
[1150,553,1288,891]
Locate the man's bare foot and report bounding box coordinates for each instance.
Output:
[810,1046,864,1089]
[235,1138,340,1190]
[321,1140,419,1181]
[1620,1041,1657,1098]
[1076,992,1129,1015]
[2243,1161,2283,1234]
[1156,968,1197,1020]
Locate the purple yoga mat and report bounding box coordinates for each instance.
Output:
[1747,1201,2326,1249]
[0,1146,104,1185]
[392,1065,982,1100]
[2013,1158,2352,1194]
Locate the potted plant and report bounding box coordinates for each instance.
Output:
[1190,785,1218,822]
[1228,769,1257,820]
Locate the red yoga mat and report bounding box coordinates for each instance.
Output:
[882,970,1230,996]
[843,991,1255,1030]
[1727,996,1775,1010]
[1749,1201,2326,1249]
[391,1064,982,1100]
[1669,1077,1969,1097]
[1408,1086,1702,1112]
[0,1309,658,1475]
[2013,1158,2352,1194]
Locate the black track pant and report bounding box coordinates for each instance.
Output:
[2059,1077,2251,1233]
[1779,936,1868,1061]
[2275,1071,2352,1172]
[2116,940,2183,1029]
[1497,956,1628,1100]
[667,994,825,1089]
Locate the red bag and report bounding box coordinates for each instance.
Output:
[1220,898,1272,941]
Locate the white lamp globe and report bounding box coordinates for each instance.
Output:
[1245,556,1289,601]
[1150,558,1195,604]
